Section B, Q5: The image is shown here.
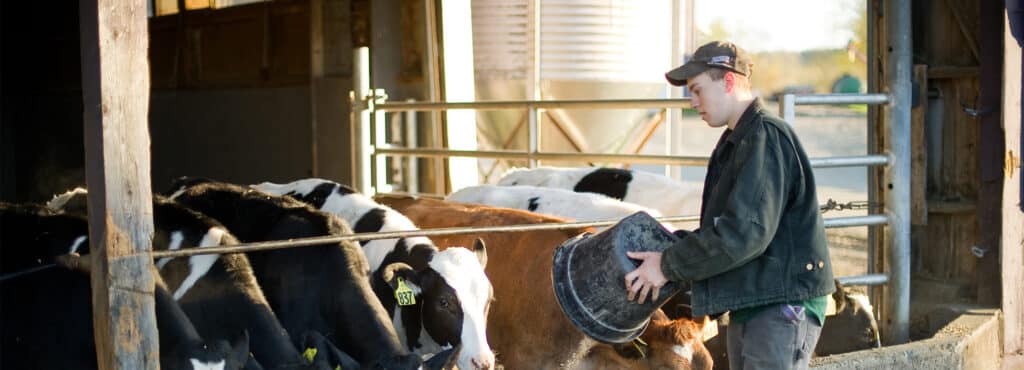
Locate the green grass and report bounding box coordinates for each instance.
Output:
[845,104,868,113]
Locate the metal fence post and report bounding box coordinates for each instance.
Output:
[885,0,912,345]
[351,47,373,195]
[528,104,539,167]
[373,89,389,195]
[780,93,796,125]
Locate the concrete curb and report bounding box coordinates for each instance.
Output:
[811,309,1002,370]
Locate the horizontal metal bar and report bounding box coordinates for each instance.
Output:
[791,93,890,105]
[375,98,693,112]
[377,147,890,169]
[150,214,697,259]
[824,214,890,228]
[836,273,889,286]
[372,94,886,113]
[149,213,883,259]
[375,146,711,166]
[809,155,890,168]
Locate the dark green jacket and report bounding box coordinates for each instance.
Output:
[661,100,834,316]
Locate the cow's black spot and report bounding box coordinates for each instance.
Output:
[286,182,337,209]
[527,197,540,212]
[355,208,388,245]
[574,168,632,200]
[335,184,358,196]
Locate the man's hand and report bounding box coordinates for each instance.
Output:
[623,251,669,304]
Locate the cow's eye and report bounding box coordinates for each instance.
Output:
[439,298,450,308]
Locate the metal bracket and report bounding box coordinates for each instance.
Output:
[962,102,995,117]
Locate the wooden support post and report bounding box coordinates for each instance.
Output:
[1001,7,1024,356]
[975,0,1005,307]
[79,0,158,369]
[310,0,354,182]
[911,65,928,226]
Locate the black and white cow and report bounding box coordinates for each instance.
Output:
[254,178,495,370]
[166,179,422,369]
[446,184,674,231]
[0,203,252,370]
[496,166,703,218]
[45,188,347,370]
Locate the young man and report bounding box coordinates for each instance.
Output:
[624,41,834,370]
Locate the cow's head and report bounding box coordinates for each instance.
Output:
[383,239,495,370]
[595,310,712,370]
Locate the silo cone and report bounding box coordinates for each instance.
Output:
[552,211,683,344]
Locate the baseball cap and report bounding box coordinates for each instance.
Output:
[665,41,753,86]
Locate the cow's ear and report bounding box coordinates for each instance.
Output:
[383,262,421,292]
[472,238,488,268]
[230,330,250,367]
[831,279,848,312]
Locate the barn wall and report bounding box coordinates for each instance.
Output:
[147,0,322,188]
[1002,7,1024,355]
[0,0,368,201]
[908,0,985,305]
[149,87,313,188]
[0,1,86,203]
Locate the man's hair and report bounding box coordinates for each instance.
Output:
[704,68,752,89]
[705,68,727,81]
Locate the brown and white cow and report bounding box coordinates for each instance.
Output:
[378,195,710,369]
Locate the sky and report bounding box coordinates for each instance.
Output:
[695,0,864,52]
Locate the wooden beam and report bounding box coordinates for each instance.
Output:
[911,65,928,226]
[942,0,981,63]
[975,0,1004,307]
[1001,5,1024,355]
[928,66,980,79]
[79,0,158,369]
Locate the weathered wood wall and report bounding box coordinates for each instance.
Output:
[871,0,1010,343]
[904,0,992,307]
[1001,6,1024,356]
[149,0,311,89]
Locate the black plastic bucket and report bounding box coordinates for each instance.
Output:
[552,211,683,344]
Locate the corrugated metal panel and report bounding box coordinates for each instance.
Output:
[472,0,531,80]
[472,0,671,82]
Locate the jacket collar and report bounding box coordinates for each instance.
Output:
[724,99,764,145]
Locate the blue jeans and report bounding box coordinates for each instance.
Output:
[726,303,822,370]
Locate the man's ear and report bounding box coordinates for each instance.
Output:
[724,72,735,93]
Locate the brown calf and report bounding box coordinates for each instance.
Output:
[378,195,710,370]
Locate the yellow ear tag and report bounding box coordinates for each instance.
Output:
[395,277,416,306]
[335,366,342,370]
[302,347,318,363]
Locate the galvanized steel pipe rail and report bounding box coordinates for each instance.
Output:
[374,147,891,169]
[375,98,695,112]
[150,214,885,259]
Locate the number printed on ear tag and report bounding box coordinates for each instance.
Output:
[395,277,416,306]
